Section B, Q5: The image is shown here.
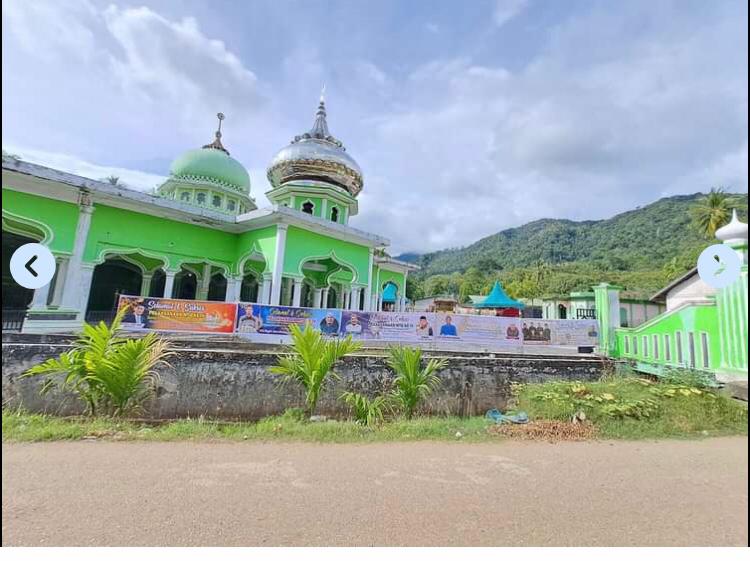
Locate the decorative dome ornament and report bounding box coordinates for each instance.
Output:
[715,209,749,244]
[267,94,364,196]
[203,112,229,154]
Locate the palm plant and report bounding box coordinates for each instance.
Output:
[270,323,361,417]
[386,346,448,419]
[690,188,739,238]
[23,308,172,416]
[340,391,388,426]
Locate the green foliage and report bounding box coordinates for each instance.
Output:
[340,391,388,426]
[270,323,362,416]
[22,309,172,416]
[689,188,741,239]
[404,193,748,297]
[386,346,448,418]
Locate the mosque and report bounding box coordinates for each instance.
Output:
[2,97,416,333]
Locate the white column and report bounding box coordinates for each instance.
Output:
[198,264,212,300]
[321,287,329,309]
[366,249,374,311]
[78,264,96,317]
[352,287,361,310]
[261,274,273,305]
[226,276,242,302]
[270,224,288,305]
[292,279,303,307]
[313,288,323,308]
[163,270,177,298]
[343,288,350,310]
[140,274,153,297]
[60,199,95,314]
[49,258,68,307]
[29,282,52,310]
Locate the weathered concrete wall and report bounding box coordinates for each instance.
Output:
[2,338,608,419]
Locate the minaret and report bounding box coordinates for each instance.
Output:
[715,209,749,264]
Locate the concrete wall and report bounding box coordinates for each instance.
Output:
[666,274,716,311]
[2,337,607,420]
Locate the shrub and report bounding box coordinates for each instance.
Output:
[340,391,388,426]
[270,323,362,416]
[22,308,172,417]
[386,346,448,419]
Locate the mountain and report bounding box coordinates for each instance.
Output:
[399,193,748,277]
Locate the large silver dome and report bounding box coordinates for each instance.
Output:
[267,98,363,197]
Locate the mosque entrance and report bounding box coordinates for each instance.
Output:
[2,231,36,330]
[85,257,143,323]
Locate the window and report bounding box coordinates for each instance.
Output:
[653,334,659,360]
[212,194,222,208]
[676,331,684,364]
[632,336,638,355]
[624,336,630,355]
[701,333,710,368]
[302,201,314,214]
[227,199,236,212]
[330,206,339,222]
[642,336,649,358]
[180,191,191,202]
[664,334,671,362]
[196,192,206,205]
[688,332,696,368]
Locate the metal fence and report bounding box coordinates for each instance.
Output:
[2,309,27,332]
[576,308,597,320]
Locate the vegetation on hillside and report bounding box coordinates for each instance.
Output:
[403,192,748,301]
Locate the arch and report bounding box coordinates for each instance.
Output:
[93,246,169,273]
[2,210,54,246]
[85,257,143,321]
[207,272,227,301]
[330,206,339,223]
[236,243,268,276]
[301,200,315,215]
[558,304,567,320]
[149,268,166,297]
[2,231,37,315]
[173,268,198,300]
[298,250,359,285]
[240,273,260,303]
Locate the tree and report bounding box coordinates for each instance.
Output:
[270,323,361,416]
[386,346,448,419]
[23,308,172,416]
[102,175,123,186]
[690,188,739,239]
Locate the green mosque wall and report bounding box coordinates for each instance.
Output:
[236,226,277,275]
[2,188,80,254]
[83,204,237,271]
[373,266,405,297]
[283,225,369,283]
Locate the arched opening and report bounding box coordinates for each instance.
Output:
[381,281,399,312]
[207,273,227,301]
[558,304,567,320]
[174,269,197,300]
[86,257,143,323]
[240,274,259,303]
[149,269,166,297]
[302,201,315,215]
[326,286,338,308]
[330,207,339,223]
[2,231,37,330]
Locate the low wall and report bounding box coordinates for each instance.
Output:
[2,336,609,419]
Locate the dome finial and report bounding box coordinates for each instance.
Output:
[715,207,748,244]
[203,112,229,155]
[320,83,326,104]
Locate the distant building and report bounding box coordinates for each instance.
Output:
[413,295,458,312]
[543,291,664,327]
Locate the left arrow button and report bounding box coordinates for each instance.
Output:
[10,243,56,290]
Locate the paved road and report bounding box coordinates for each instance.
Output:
[3,438,747,546]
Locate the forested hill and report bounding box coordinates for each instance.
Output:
[399,193,748,277]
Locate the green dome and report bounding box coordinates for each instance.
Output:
[170,147,251,195]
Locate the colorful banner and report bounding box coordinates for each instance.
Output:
[521,319,599,346]
[116,296,598,349]
[117,295,237,333]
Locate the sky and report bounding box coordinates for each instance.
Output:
[2,0,748,255]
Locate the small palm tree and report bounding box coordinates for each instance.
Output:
[690,188,739,238]
[102,175,122,186]
[386,346,448,419]
[340,391,388,426]
[23,308,172,416]
[271,323,361,416]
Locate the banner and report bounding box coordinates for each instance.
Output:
[521,319,598,346]
[118,295,237,334]
[235,303,343,343]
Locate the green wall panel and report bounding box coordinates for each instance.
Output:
[283,225,369,283]
[2,189,80,254]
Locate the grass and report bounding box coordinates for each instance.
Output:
[4,377,747,443]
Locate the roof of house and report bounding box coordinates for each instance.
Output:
[650,267,698,302]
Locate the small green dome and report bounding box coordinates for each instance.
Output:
[170,147,251,194]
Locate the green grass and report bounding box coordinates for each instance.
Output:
[4,377,747,443]
[515,377,748,439]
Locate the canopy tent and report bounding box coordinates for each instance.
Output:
[381,282,398,303]
[474,281,525,309]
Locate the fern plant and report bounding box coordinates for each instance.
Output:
[340,391,388,426]
[386,346,448,419]
[270,323,361,416]
[22,308,172,416]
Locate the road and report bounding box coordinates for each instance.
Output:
[2,438,747,546]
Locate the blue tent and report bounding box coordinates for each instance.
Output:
[474,281,524,309]
[381,282,398,303]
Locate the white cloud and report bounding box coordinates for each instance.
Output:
[493,0,529,28]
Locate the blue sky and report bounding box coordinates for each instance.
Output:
[3,0,747,254]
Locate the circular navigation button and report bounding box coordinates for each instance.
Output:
[9,243,57,290]
[697,244,742,290]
